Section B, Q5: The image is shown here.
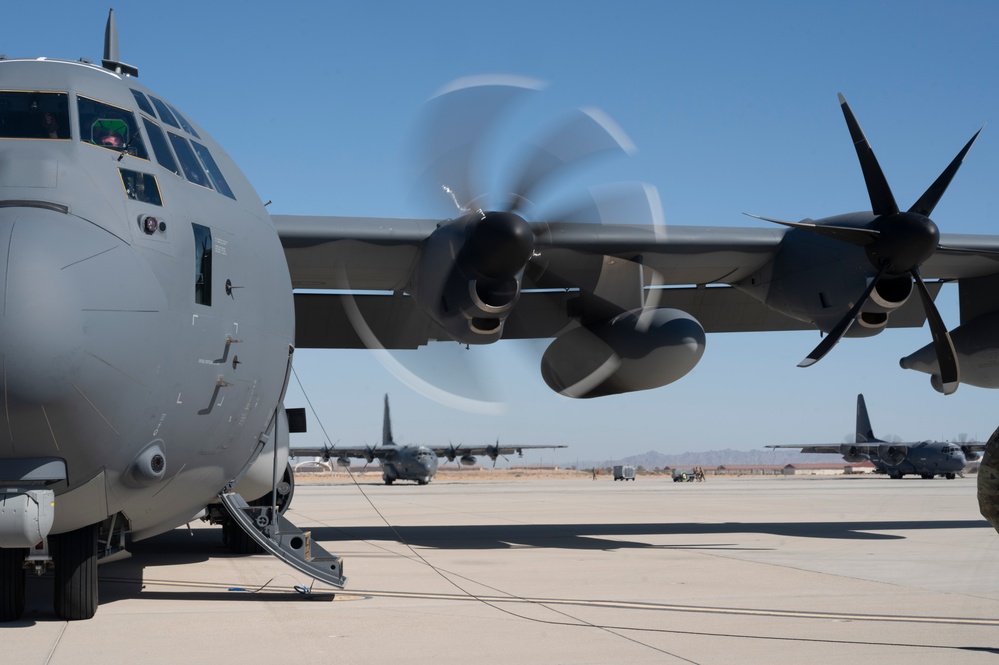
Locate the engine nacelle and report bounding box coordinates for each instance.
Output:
[540,308,705,398]
[743,220,913,338]
[839,444,869,464]
[877,444,907,466]
[853,275,913,333]
[412,211,534,345]
[901,311,999,392]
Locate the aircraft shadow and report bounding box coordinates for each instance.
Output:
[14,518,988,618]
[309,519,991,550]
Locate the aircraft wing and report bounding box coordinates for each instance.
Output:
[275,215,983,349]
[289,445,393,461]
[767,444,864,455]
[433,443,567,459]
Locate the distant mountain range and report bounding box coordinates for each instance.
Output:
[588,448,834,469]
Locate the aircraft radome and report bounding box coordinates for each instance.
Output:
[4,10,999,621]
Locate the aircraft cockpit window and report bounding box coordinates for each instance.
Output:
[149,95,181,129]
[118,168,162,206]
[77,95,149,159]
[129,89,155,117]
[168,103,200,139]
[192,223,213,306]
[141,117,181,176]
[191,141,235,199]
[167,132,212,189]
[0,91,70,139]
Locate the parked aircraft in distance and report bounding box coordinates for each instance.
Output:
[769,394,985,479]
[291,395,566,485]
[5,8,999,621]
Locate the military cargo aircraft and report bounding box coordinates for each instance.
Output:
[291,395,566,484]
[4,9,999,621]
[769,394,985,479]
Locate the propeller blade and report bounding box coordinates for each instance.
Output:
[838,93,899,217]
[799,264,887,367]
[910,268,959,394]
[743,213,880,246]
[908,127,983,217]
[409,75,545,214]
[506,107,636,211]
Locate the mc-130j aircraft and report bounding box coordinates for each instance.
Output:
[769,394,986,479]
[291,394,567,485]
[4,10,999,621]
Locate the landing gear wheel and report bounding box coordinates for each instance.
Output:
[1,547,27,622]
[383,476,394,485]
[222,520,264,554]
[222,494,269,555]
[53,523,98,621]
[945,472,956,479]
[921,473,934,479]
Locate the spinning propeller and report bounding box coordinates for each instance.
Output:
[750,94,981,395]
[351,75,664,410]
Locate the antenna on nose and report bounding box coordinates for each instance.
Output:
[102,9,139,77]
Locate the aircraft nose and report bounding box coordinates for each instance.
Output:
[0,206,151,403]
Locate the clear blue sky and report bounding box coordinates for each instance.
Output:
[8,1,999,463]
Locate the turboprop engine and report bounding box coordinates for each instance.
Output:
[901,311,999,392]
[412,210,534,345]
[540,308,705,398]
[839,445,870,464]
[878,444,907,466]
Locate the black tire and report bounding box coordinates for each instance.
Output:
[222,494,270,555]
[223,519,264,554]
[53,524,98,621]
[1,547,27,622]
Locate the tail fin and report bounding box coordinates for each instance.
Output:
[855,394,882,443]
[382,394,394,447]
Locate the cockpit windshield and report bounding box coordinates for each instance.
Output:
[0,91,70,139]
[77,95,148,159]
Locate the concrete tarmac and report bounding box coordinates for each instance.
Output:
[6,475,999,664]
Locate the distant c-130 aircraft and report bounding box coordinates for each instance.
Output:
[769,394,985,479]
[290,395,566,485]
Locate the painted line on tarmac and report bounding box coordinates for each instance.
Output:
[342,589,999,626]
[110,577,999,626]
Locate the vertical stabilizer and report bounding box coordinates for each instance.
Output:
[855,394,881,443]
[382,394,394,447]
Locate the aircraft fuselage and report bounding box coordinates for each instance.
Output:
[382,445,439,484]
[0,57,295,541]
[871,442,968,479]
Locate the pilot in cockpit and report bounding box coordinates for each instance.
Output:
[92,118,128,149]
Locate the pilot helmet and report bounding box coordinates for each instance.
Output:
[92,118,128,149]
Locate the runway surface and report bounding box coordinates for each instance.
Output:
[6,475,999,664]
